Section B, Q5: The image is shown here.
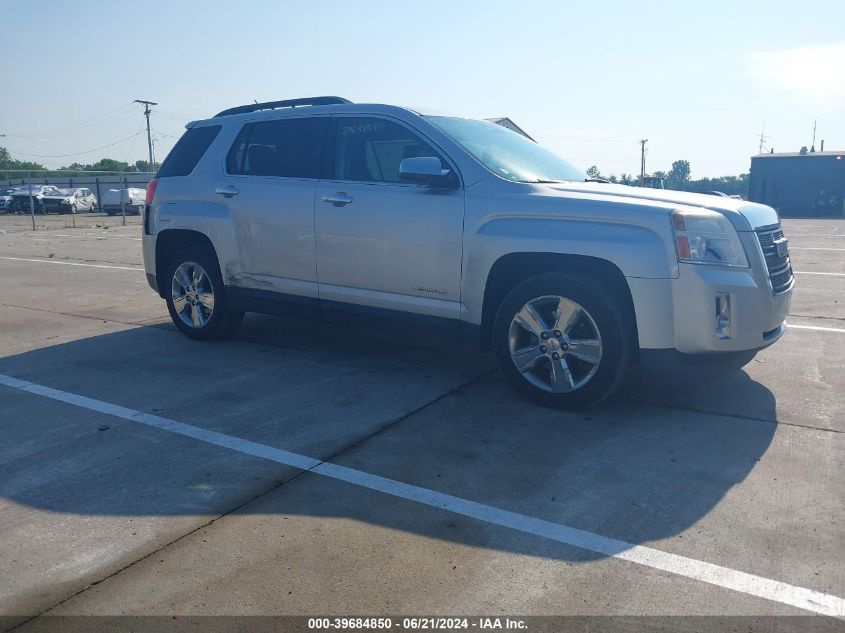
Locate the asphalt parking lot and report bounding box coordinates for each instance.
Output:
[0,218,843,630]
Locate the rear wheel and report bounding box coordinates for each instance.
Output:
[492,272,634,409]
[164,246,244,340]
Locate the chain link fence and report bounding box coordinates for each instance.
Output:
[1,170,154,233]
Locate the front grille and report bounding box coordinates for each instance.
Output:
[755,224,793,294]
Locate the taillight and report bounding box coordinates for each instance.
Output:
[145,178,159,205]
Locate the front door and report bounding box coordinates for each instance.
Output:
[315,116,464,325]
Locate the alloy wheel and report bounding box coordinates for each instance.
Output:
[171,261,215,329]
[507,295,603,393]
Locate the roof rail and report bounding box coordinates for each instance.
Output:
[214,96,352,117]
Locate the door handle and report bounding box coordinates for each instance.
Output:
[321,193,353,207]
[214,185,240,198]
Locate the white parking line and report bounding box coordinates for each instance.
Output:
[793,271,845,276]
[789,247,845,251]
[0,372,841,618]
[788,323,845,334]
[0,256,142,271]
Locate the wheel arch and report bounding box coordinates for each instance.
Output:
[479,252,639,353]
[154,229,221,298]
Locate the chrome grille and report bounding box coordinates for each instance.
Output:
[755,224,793,294]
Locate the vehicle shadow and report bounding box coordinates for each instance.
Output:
[0,314,778,568]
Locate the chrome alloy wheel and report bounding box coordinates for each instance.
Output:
[171,261,215,329]
[507,295,603,393]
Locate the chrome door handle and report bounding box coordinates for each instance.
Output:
[214,185,239,198]
[321,193,353,207]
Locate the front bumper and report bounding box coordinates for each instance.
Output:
[10,198,41,213]
[627,232,792,355]
[636,347,762,382]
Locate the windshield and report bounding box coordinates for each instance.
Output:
[424,116,584,183]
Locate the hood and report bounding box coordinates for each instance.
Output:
[542,181,778,231]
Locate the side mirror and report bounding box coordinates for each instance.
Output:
[399,157,453,186]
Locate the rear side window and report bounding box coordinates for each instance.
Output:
[226,117,326,178]
[157,125,221,177]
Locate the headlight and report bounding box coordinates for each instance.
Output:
[671,209,748,267]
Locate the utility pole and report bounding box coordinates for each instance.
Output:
[134,99,158,170]
[639,139,648,186]
[758,124,769,154]
[811,119,817,152]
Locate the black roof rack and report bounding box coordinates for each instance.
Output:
[214,96,352,118]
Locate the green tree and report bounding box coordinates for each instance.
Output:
[0,147,47,182]
[134,160,160,173]
[585,165,602,179]
[86,158,133,172]
[666,160,691,190]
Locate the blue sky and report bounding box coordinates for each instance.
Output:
[2,0,843,177]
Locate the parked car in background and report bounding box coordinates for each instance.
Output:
[0,188,15,212]
[101,188,146,215]
[705,191,743,201]
[142,96,793,408]
[41,187,97,214]
[8,185,64,214]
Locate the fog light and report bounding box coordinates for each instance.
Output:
[715,293,732,339]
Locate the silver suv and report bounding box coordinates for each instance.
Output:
[142,96,793,408]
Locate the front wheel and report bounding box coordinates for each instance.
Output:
[492,272,635,409]
[164,246,244,341]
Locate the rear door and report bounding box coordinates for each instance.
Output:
[217,116,328,301]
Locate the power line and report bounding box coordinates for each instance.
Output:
[534,133,640,143]
[6,130,146,158]
[123,124,148,163]
[2,103,137,139]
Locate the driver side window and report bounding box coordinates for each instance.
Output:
[333,117,444,184]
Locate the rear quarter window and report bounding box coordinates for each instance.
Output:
[157,125,222,178]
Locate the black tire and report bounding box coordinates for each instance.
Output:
[106,210,116,216]
[492,271,635,409]
[164,245,244,341]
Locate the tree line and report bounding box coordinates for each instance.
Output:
[1,147,159,182]
[585,159,749,197]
